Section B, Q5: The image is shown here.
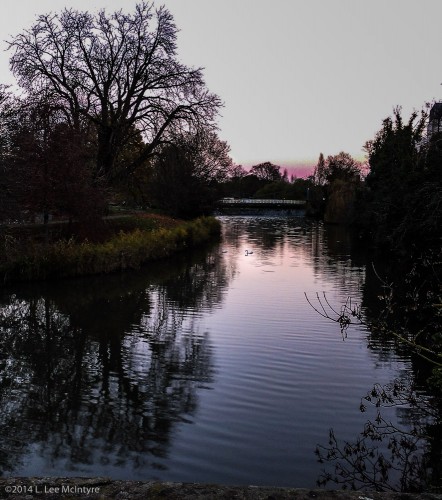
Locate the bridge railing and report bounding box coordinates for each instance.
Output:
[218,198,306,205]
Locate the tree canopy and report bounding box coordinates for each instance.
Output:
[361,106,439,249]
[249,162,282,182]
[364,107,426,191]
[8,2,221,183]
[323,152,362,183]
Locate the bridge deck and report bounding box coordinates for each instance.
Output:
[216,198,307,213]
[218,198,306,207]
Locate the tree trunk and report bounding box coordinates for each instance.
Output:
[96,127,115,180]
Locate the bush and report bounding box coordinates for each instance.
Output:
[1,216,220,283]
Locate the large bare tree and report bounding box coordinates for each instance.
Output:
[8,1,221,183]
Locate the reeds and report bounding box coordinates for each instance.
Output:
[1,216,220,283]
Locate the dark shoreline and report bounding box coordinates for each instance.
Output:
[1,478,441,499]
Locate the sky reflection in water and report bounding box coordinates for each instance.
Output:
[0,216,415,487]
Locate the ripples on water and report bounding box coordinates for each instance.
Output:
[0,216,416,487]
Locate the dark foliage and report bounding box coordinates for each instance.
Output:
[148,144,220,218]
[249,162,282,182]
[316,377,440,492]
[358,107,440,252]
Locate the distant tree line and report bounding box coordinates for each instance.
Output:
[220,161,324,212]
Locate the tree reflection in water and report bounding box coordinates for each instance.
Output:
[0,244,228,476]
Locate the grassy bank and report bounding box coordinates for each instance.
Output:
[0,215,220,284]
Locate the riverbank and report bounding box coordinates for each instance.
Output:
[0,214,220,284]
[1,478,441,500]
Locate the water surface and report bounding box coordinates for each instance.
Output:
[0,216,416,487]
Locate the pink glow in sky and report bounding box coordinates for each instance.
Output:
[243,162,315,180]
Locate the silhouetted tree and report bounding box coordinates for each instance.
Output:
[221,164,247,197]
[174,128,234,184]
[11,98,105,234]
[0,86,20,222]
[249,162,282,182]
[407,131,442,246]
[254,177,316,200]
[365,107,425,189]
[229,164,247,180]
[240,174,265,198]
[361,107,428,248]
[148,128,232,217]
[8,2,221,185]
[109,126,153,207]
[314,152,362,224]
[323,152,362,184]
[313,152,326,186]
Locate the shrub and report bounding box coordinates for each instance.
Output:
[0,216,220,283]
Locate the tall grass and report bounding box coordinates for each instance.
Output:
[1,216,220,283]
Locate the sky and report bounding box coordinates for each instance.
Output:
[1,0,442,177]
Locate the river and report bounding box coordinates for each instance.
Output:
[0,215,426,488]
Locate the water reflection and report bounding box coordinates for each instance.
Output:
[220,216,366,297]
[0,217,429,487]
[312,244,441,492]
[0,245,227,477]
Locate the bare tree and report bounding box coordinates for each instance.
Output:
[0,86,18,222]
[8,2,222,183]
[229,164,247,179]
[147,128,232,217]
[172,128,234,183]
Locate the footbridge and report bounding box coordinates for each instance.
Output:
[216,198,306,213]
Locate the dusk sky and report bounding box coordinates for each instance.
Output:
[1,0,441,176]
